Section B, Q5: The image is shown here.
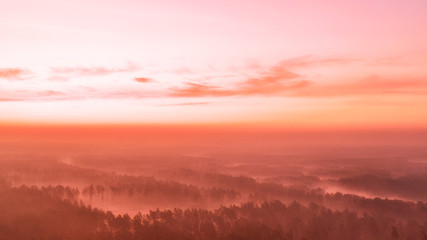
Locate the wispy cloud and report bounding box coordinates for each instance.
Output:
[134,77,153,83]
[38,90,66,97]
[170,58,427,98]
[51,62,141,77]
[277,56,358,68]
[170,62,308,97]
[0,98,25,101]
[0,89,76,102]
[291,75,427,97]
[0,68,32,80]
[158,102,210,106]
[3,58,425,104]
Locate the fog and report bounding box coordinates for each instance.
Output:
[1,126,427,239]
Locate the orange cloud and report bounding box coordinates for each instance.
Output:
[159,102,210,106]
[0,98,24,101]
[277,56,358,68]
[170,83,232,97]
[0,68,32,80]
[170,62,427,99]
[38,90,66,97]
[170,63,308,97]
[292,75,427,97]
[134,77,152,83]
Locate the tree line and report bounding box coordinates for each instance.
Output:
[1,182,426,240]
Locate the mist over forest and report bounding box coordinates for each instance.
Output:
[0,127,427,239]
[2,0,427,238]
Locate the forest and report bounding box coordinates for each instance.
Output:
[0,129,427,239]
[1,181,426,240]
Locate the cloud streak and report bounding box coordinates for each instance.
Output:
[158,102,210,106]
[170,63,309,97]
[51,63,141,77]
[0,68,32,80]
[291,75,427,97]
[0,98,25,101]
[134,77,152,83]
[277,56,358,68]
[170,60,427,98]
[2,59,426,105]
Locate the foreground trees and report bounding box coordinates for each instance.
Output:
[0,183,426,240]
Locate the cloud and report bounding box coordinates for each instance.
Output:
[170,62,308,97]
[159,102,210,106]
[0,68,32,80]
[170,83,233,97]
[0,98,24,101]
[169,58,427,99]
[277,55,358,68]
[291,75,427,97]
[134,77,152,83]
[97,89,161,99]
[38,90,66,97]
[51,62,141,77]
[0,89,76,102]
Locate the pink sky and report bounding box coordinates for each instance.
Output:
[1,0,427,127]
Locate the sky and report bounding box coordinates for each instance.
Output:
[1,0,427,128]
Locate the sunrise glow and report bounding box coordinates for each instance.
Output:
[1,0,426,128]
[1,1,427,240]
